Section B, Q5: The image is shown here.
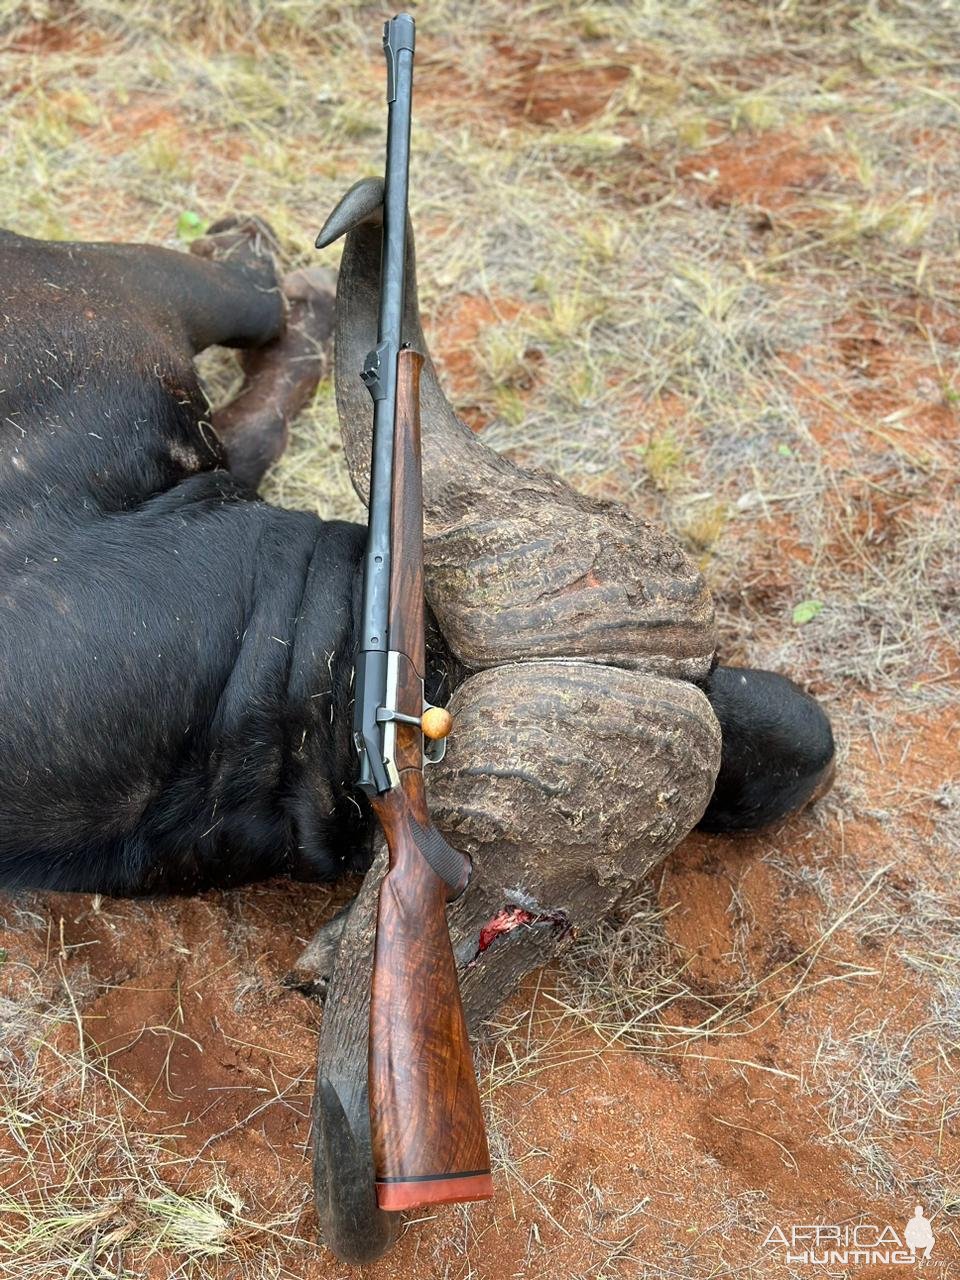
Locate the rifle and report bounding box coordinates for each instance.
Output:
[344,12,493,1213]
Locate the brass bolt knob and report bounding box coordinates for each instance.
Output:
[421,706,453,741]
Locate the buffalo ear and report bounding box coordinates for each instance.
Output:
[698,665,836,832]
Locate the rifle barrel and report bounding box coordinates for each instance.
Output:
[354,13,416,796]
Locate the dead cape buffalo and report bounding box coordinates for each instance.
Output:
[0,194,833,939]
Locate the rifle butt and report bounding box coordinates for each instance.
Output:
[369,782,492,1211]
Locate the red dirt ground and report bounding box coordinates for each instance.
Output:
[2,11,959,1279]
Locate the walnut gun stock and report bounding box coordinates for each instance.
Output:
[349,14,492,1213]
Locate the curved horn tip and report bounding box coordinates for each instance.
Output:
[313,1075,398,1263]
[315,177,386,249]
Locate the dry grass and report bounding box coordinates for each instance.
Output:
[1,0,960,1275]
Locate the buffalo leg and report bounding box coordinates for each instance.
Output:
[209,266,336,489]
[181,219,335,487]
[54,216,287,356]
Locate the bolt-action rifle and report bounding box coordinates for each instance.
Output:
[329,12,492,1213]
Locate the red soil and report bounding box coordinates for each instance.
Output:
[677,125,846,220]
[429,291,544,430]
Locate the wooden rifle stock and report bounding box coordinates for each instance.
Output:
[368,349,493,1211]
